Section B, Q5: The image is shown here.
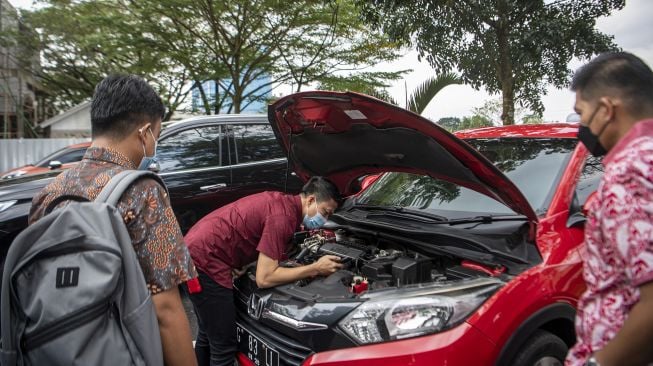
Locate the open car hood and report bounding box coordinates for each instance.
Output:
[268,91,537,222]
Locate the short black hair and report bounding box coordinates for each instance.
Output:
[301,176,341,204]
[571,52,653,113]
[91,74,165,138]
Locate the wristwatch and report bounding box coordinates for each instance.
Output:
[585,356,600,366]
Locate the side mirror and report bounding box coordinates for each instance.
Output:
[566,191,598,228]
[48,160,63,170]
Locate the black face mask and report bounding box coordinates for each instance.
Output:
[577,106,610,157]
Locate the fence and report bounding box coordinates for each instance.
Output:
[0,138,90,173]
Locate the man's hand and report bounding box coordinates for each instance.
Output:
[312,255,343,276]
[256,252,343,288]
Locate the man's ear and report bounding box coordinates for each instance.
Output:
[599,97,617,123]
[137,122,152,141]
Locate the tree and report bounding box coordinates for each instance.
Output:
[459,115,493,131]
[21,1,192,119]
[437,117,462,131]
[129,0,403,114]
[359,0,624,125]
[406,73,461,114]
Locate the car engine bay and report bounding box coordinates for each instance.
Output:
[277,229,500,299]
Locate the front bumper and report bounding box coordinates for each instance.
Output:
[236,319,496,366]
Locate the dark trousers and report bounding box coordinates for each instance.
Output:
[189,271,237,366]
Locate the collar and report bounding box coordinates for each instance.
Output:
[83,146,137,169]
[604,118,653,165]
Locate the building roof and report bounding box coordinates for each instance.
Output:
[39,101,91,128]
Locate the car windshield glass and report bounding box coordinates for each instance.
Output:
[356,138,576,215]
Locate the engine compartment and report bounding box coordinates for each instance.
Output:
[279,229,497,299]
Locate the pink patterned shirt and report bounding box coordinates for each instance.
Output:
[566,119,653,365]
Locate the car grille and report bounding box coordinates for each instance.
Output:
[237,314,313,366]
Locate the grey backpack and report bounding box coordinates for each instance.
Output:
[0,170,164,366]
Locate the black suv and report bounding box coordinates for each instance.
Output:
[0,114,303,257]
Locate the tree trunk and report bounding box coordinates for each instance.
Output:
[501,81,515,125]
[194,80,211,115]
[495,19,515,125]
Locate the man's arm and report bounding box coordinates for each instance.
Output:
[594,282,653,366]
[255,252,342,288]
[152,286,198,366]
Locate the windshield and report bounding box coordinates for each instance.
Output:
[356,138,577,216]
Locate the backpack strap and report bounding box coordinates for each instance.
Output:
[44,195,89,215]
[95,170,167,207]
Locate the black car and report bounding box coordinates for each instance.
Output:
[0,114,303,258]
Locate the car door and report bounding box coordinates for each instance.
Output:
[227,122,303,200]
[156,122,232,233]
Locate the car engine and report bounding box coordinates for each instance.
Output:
[280,229,490,298]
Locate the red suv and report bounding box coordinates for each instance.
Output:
[232,91,600,366]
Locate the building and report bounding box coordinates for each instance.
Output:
[191,74,272,114]
[39,101,91,138]
[0,0,53,138]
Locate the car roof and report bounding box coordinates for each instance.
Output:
[164,114,267,130]
[454,123,580,139]
[67,142,92,149]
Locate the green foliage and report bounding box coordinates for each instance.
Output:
[19,0,192,118]
[458,115,493,131]
[19,0,403,116]
[522,114,544,124]
[359,0,624,125]
[316,70,406,105]
[406,72,461,114]
[437,117,461,131]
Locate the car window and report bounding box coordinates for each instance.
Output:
[357,138,577,215]
[577,155,603,205]
[56,148,87,164]
[157,125,223,172]
[229,124,284,165]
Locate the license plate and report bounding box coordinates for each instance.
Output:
[236,323,280,366]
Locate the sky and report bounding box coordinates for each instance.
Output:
[8,0,653,122]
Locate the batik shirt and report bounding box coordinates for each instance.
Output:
[566,119,653,365]
[29,147,197,294]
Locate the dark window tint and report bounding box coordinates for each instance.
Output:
[577,155,603,205]
[230,124,283,164]
[157,125,223,172]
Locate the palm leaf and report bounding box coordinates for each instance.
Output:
[407,73,462,114]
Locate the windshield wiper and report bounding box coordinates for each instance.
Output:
[351,204,448,222]
[445,214,529,225]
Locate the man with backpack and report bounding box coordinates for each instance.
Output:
[15,75,197,365]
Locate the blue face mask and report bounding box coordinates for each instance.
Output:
[138,127,160,172]
[303,202,327,229]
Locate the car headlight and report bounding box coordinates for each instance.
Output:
[0,200,17,213]
[339,280,500,344]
